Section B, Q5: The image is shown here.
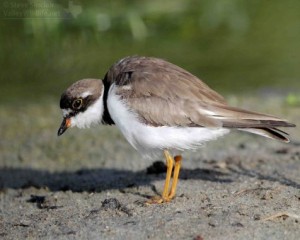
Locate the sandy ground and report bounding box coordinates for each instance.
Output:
[0,94,299,240]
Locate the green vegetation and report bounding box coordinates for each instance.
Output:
[1,0,299,104]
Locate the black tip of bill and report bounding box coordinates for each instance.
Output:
[57,127,66,136]
[57,118,70,136]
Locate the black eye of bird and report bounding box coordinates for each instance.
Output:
[72,98,83,109]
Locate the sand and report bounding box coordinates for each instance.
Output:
[0,94,299,239]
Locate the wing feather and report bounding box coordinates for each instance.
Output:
[105,56,295,131]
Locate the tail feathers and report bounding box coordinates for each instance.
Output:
[240,127,291,143]
[222,119,295,128]
[208,103,295,142]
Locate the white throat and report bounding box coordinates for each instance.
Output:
[70,88,104,129]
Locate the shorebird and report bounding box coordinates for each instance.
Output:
[58,56,295,203]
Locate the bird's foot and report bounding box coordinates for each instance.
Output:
[145,195,173,205]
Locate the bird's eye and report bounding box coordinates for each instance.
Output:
[72,99,83,109]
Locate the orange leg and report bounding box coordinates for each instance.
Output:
[146,151,182,204]
[161,150,174,200]
[167,155,182,201]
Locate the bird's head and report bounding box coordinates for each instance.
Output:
[58,79,104,136]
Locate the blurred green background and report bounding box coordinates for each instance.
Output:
[0,0,299,104]
[0,0,299,174]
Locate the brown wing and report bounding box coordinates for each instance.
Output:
[106,56,295,129]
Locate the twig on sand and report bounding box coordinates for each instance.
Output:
[262,212,300,221]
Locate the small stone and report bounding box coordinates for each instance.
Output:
[254,214,261,220]
[101,198,121,210]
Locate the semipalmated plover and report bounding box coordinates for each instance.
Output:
[58,56,295,203]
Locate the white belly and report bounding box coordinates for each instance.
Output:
[107,85,230,159]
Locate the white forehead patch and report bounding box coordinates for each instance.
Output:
[62,108,72,117]
[81,91,92,98]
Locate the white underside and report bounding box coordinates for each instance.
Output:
[107,84,230,159]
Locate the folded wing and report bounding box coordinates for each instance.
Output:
[108,56,295,142]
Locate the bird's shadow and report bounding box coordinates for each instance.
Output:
[0,160,299,194]
[0,165,233,193]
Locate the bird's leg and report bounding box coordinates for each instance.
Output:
[167,155,182,201]
[146,150,174,204]
[161,150,174,200]
[146,151,182,204]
